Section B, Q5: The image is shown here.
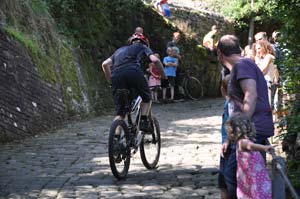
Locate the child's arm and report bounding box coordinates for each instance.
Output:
[165,62,177,67]
[149,65,156,76]
[173,60,178,67]
[150,67,160,79]
[238,139,273,153]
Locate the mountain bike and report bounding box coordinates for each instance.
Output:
[178,69,204,100]
[108,89,161,180]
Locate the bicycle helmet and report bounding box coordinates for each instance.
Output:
[129,33,149,47]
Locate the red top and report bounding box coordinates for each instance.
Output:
[149,63,160,79]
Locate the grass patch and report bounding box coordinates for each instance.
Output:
[4,26,58,83]
[4,26,39,56]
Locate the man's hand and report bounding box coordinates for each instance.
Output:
[264,145,274,154]
[221,139,230,158]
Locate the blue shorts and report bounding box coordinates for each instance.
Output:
[163,9,170,17]
[111,67,151,117]
[167,76,175,87]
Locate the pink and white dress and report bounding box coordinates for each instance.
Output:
[148,64,161,89]
[236,140,272,199]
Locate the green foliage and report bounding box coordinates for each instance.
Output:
[272,0,300,194]
[212,0,277,25]
[2,0,87,115]
[4,26,39,56]
[30,0,50,16]
[287,160,300,196]
[211,0,280,46]
[44,0,145,48]
[59,45,82,101]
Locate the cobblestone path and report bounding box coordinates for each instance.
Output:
[0,98,226,199]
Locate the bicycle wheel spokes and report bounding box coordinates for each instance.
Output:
[108,120,130,180]
[185,76,204,100]
[140,116,161,169]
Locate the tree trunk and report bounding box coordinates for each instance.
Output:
[248,17,254,46]
[248,0,255,46]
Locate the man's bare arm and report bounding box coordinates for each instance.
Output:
[240,78,257,118]
[102,58,113,83]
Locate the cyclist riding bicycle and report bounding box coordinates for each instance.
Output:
[102,33,168,131]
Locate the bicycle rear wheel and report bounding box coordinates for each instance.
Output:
[184,76,204,100]
[108,119,131,180]
[140,116,161,169]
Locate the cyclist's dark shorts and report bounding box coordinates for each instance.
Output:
[111,67,151,117]
[167,76,176,87]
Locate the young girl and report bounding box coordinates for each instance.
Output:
[148,53,161,103]
[225,113,273,199]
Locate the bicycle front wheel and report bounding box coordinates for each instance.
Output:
[108,119,131,180]
[184,76,204,100]
[140,116,161,169]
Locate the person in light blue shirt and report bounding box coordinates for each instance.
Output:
[218,74,231,199]
[162,47,178,102]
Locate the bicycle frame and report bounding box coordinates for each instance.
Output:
[128,95,142,128]
[125,95,144,153]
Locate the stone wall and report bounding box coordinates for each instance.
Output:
[170,4,234,46]
[168,5,234,97]
[0,28,66,142]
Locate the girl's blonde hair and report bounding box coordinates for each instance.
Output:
[225,113,256,141]
[256,40,275,56]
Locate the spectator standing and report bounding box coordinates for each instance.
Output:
[254,31,268,42]
[217,35,274,199]
[270,31,283,64]
[132,26,150,47]
[242,45,255,61]
[162,47,178,102]
[148,53,161,103]
[269,31,284,124]
[255,40,276,107]
[167,32,181,59]
[219,74,231,199]
[220,74,231,143]
[167,32,181,99]
[254,31,275,55]
[203,25,220,55]
[225,113,273,199]
[135,27,144,34]
[155,0,171,17]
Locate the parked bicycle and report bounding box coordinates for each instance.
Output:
[108,89,161,180]
[178,69,204,100]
